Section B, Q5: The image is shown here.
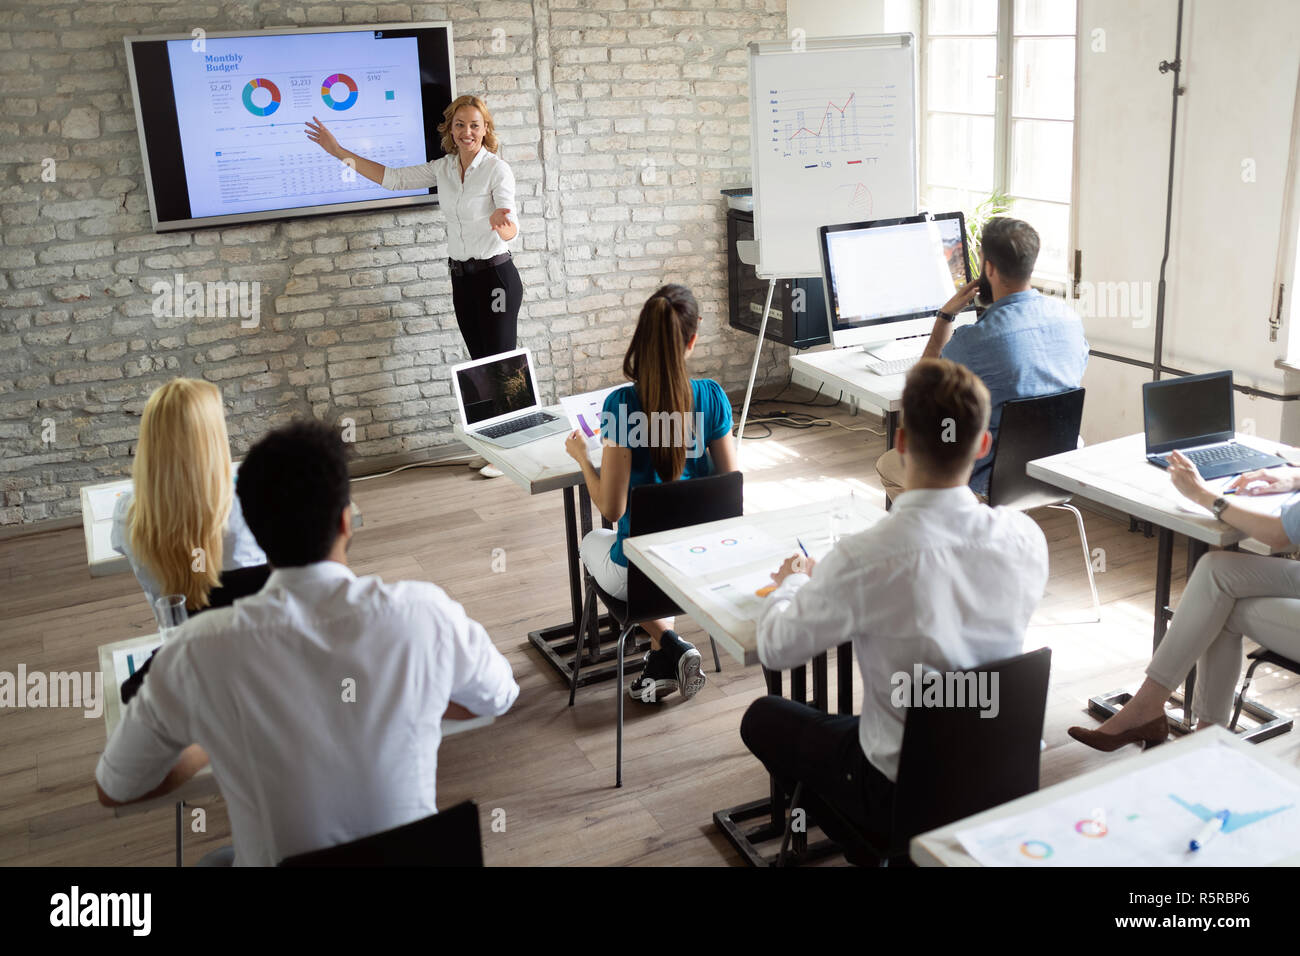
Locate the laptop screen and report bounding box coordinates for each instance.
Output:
[456,352,538,426]
[1143,371,1234,453]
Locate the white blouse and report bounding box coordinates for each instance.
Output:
[382,149,517,262]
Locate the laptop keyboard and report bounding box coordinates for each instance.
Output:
[1179,444,1258,467]
[477,411,555,439]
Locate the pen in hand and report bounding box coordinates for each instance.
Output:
[1189,809,1229,852]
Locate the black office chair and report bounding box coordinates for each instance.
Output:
[569,470,743,787]
[279,800,482,866]
[1230,646,1300,741]
[986,388,1099,621]
[779,647,1051,866]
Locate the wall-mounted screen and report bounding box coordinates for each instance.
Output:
[125,23,454,231]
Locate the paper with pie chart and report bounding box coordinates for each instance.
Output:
[165,30,429,218]
[648,528,787,577]
[955,740,1300,866]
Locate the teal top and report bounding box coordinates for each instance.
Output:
[601,378,734,567]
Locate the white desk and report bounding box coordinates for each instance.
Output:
[789,349,906,448]
[623,494,885,667]
[455,409,629,690]
[910,725,1300,866]
[624,493,887,866]
[1027,432,1299,737]
[81,477,364,578]
[98,633,493,865]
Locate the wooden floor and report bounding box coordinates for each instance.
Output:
[3,386,1300,866]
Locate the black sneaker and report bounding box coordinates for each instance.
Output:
[660,631,706,701]
[628,648,677,703]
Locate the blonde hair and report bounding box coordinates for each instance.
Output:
[438,95,500,156]
[127,379,232,610]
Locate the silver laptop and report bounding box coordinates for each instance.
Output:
[451,348,568,448]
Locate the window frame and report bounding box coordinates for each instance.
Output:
[919,0,1078,293]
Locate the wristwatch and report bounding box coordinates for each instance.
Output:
[1211,496,1230,521]
[937,309,956,323]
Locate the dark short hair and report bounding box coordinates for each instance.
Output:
[900,358,991,478]
[980,217,1040,283]
[237,419,351,567]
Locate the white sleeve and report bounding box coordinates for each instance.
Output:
[95,642,193,802]
[757,551,860,671]
[442,594,519,717]
[491,158,517,224]
[381,159,441,192]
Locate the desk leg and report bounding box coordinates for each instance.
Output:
[836,643,853,715]
[885,410,898,451]
[526,488,648,689]
[175,800,184,868]
[713,660,851,866]
[1152,527,1174,650]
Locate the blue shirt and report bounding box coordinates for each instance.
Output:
[601,378,734,567]
[1280,497,1300,548]
[942,289,1090,494]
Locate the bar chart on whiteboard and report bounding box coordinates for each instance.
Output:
[748,39,917,279]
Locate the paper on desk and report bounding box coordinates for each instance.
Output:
[559,385,620,448]
[87,484,130,522]
[91,521,115,562]
[111,640,162,684]
[708,568,785,622]
[954,740,1300,866]
[648,528,787,577]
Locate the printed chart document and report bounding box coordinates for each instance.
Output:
[648,528,788,577]
[559,385,620,451]
[111,640,163,685]
[955,740,1300,866]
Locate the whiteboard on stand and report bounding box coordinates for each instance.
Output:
[747,33,919,280]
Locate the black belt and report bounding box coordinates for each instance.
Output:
[448,252,511,277]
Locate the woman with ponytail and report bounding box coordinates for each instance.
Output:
[564,284,738,703]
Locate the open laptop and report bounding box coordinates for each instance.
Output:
[1143,370,1289,479]
[452,348,568,448]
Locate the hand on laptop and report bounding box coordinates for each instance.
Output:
[1226,466,1300,496]
[771,552,815,586]
[1167,449,1214,506]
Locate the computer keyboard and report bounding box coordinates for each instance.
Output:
[863,355,920,377]
[477,411,555,439]
[1181,444,1255,467]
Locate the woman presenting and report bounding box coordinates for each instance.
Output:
[306,94,523,360]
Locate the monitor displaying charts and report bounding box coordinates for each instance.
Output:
[125,24,455,231]
[819,211,972,348]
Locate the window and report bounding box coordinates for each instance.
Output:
[921,0,1076,284]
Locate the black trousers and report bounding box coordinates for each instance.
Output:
[449,257,523,360]
[740,695,896,860]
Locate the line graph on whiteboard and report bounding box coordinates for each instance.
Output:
[767,84,900,159]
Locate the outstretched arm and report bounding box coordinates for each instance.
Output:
[305,116,386,186]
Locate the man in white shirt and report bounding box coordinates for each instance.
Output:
[95,421,519,866]
[741,358,1048,862]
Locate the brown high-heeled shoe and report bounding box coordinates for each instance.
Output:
[1068,713,1169,752]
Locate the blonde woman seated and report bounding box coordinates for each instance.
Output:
[112,378,267,614]
[1070,450,1300,751]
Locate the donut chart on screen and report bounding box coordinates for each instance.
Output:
[321,72,359,110]
[241,78,281,116]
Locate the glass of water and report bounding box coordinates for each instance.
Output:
[154,594,188,642]
[829,507,854,545]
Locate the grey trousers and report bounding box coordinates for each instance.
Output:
[1148,551,1300,724]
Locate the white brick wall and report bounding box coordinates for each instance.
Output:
[0,0,787,525]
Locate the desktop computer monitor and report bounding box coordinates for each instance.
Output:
[818,211,973,349]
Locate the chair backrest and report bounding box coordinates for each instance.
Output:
[626,470,744,622]
[986,388,1085,511]
[891,646,1051,851]
[197,564,271,614]
[279,800,482,867]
